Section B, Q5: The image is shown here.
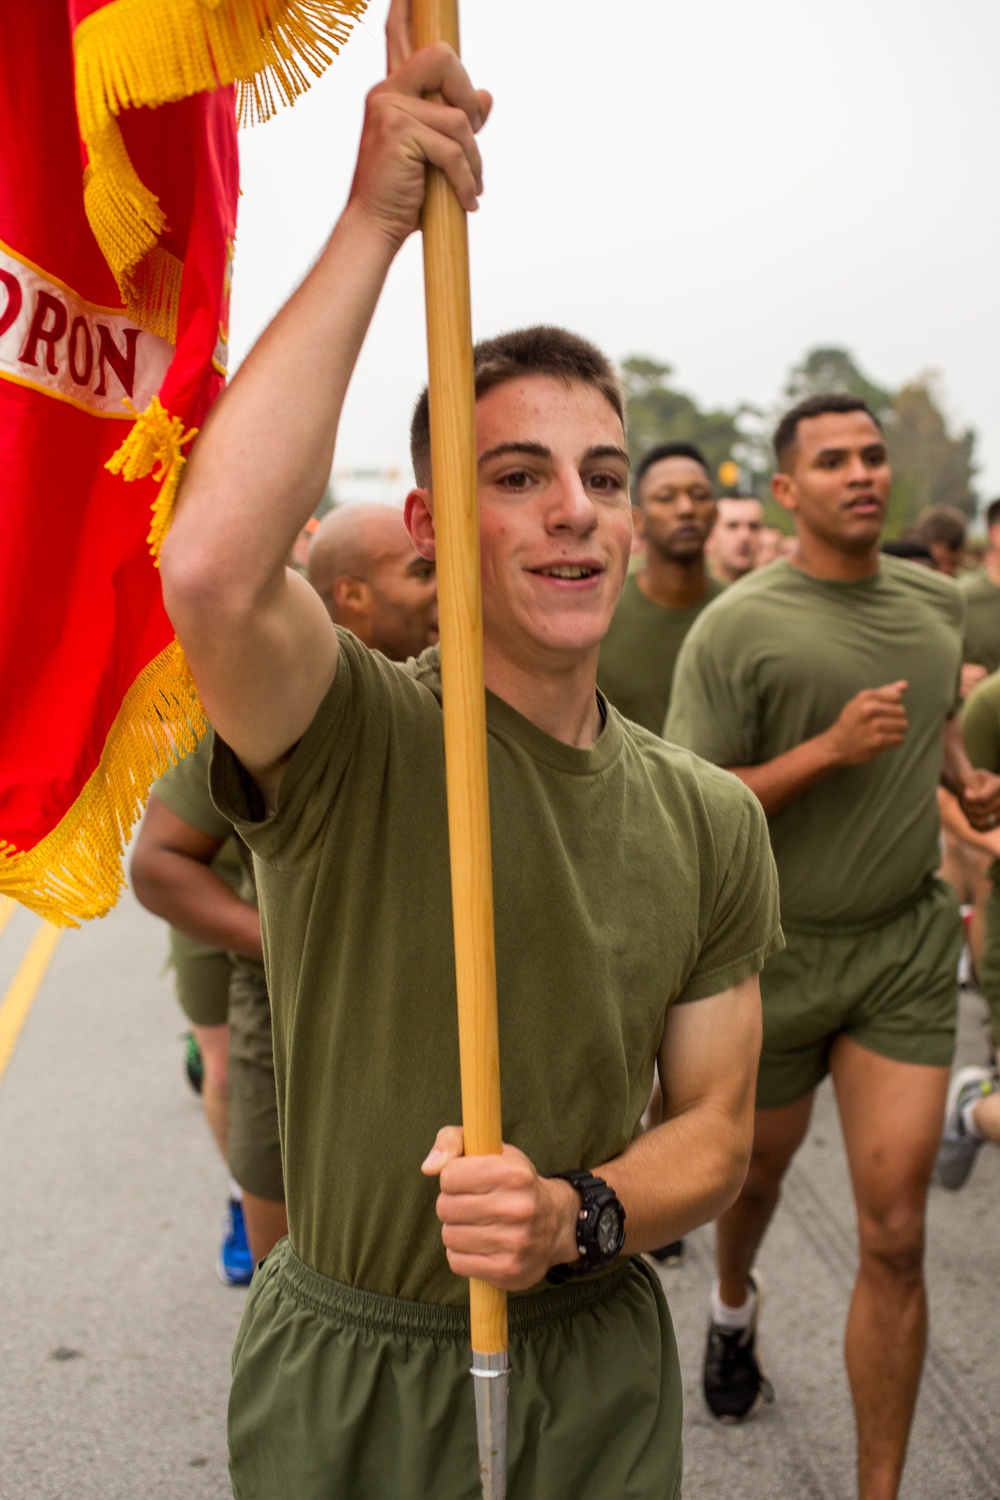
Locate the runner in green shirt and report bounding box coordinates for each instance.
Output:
[132,505,439,1276]
[959,498,1000,673]
[935,669,1000,1188]
[132,738,264,1284]
[158,34,782,1500]
[666,391,1000,1500]
[597,441,724,732]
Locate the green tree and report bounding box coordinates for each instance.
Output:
[620,357,743,482]
[619,347,980,535]
[885,377,978,530]
[783,346,894,422]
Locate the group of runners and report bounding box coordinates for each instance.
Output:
[125,22,999,1500]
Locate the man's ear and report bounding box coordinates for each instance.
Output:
[631,503,646,539]
[405,488,436,559]
[771,471,797,516]
[333,576,370,618]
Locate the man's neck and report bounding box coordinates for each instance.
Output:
[985,551,1000,588]
[481,642,604,749]
[710,559,743,586]
[789,527,880,582]
[637,551,712,609]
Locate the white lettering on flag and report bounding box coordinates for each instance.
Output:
[0,239,174,418]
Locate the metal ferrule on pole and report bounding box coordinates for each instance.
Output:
[471,1351,510,1500]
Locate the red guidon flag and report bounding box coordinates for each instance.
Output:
[0,0,364,925]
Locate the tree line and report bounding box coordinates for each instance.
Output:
[621,347,981,536]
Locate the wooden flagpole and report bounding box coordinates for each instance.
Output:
[410,1,508,1494]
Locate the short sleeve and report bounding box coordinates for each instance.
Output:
[678,778,783,1003]
[209,630,439,871]
[664,615,758,766]
[209,629,381,867]
[961,676,1000,772]
[153,735,233,839]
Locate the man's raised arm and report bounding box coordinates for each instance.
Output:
[160,46,490,799]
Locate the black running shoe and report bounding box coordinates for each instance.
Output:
[650,1239,685,1266]
[703,1272,774,1421]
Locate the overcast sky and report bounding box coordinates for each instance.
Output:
[230,0,1000,506]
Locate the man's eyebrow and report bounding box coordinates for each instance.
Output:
[814,441,887,461]
[583,445,630,466]
[477,442,552,467]
[476,442,630,468]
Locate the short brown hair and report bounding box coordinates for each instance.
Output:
[409,325,625,487]
[916,505,967,552]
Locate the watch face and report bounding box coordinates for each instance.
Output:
[596,1203,623,1256]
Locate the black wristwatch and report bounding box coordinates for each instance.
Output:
[546,1170,626,1284]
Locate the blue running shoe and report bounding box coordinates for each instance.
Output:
[217,1197,254,1286]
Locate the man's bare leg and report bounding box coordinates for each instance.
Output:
[830,1037,948,1500]
[716,1092,813,1307]
[191,1022,229,1158]
[242,1193,289,1266]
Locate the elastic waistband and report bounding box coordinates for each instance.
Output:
[272,1239,636,1341]
[781,874,943,938]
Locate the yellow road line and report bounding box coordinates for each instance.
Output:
[0,897,14,938]
[0,922,61,1085]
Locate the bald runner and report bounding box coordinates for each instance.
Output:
[307,502,438,660]
[132,502,438,1278]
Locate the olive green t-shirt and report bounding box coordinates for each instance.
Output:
[665,557,964,928]
[597,573,726,733]
[211,629,782,1306]
[961,672,1000,881]
[151,736,262,973]
[961,670,1000,770]
[960,570,1000,673]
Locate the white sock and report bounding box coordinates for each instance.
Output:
[229,1179,244,1203]
[711,1278,756,1331]
[960,1098,985,1140]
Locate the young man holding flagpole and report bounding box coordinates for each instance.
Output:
[160,28,782,1500]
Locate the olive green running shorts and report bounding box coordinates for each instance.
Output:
[227,965,283,1203]
[975,877,1000,1050]
[757,877,961,1110]
[229,1240,682,1500]
[167,929,233,1028]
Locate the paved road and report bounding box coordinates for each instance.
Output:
[0,889,997,1499]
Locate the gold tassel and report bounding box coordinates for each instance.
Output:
[73,0,367,330]
[0,642,206,927]
[4,3,367,928]
[105,397,198,561]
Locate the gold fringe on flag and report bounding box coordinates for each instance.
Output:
[74,0,367,335]
[0,642,206,927]
[106,396,198,561]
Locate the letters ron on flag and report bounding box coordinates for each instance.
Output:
[0,0,364,927]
